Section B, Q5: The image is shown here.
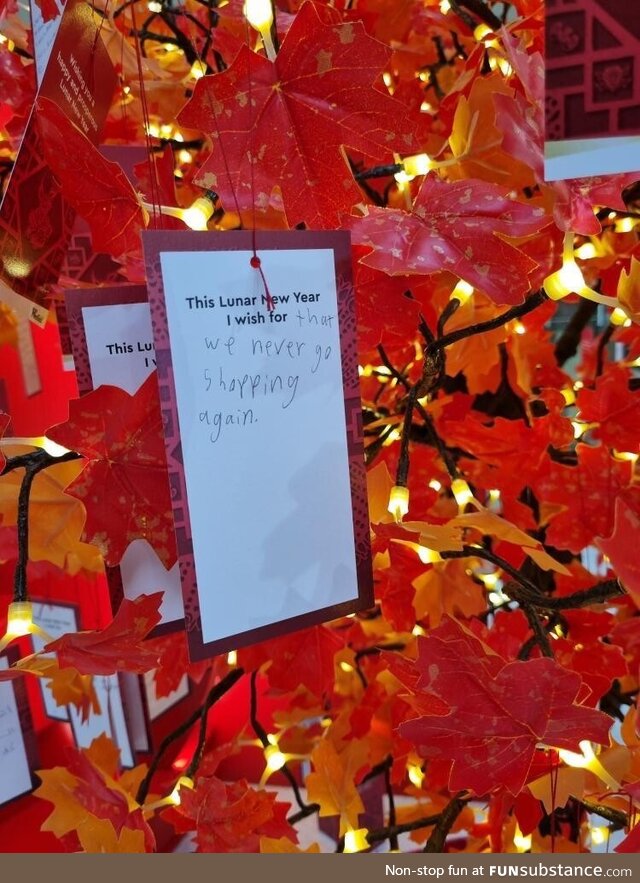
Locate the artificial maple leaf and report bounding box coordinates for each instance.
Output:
[47,376,176,567]
[597,499,640,610]
[350,174,548,304]
[399,618,612,796]
[35,734,154,851]
[0,459,103,573]
[617,257,640,324]
[44,593,163,675]
[577,366,640,452]
[173,776,295,852]
[412,558,486,627]
[178,1,419,228]
[13,654,99,721]
[36,97,146,257]
[238,624,344,696]
[260,837,320,853]
[306,737,367,836]
[33,0,62,22]
[77,818,147,853]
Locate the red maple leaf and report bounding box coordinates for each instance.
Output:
[35,97,146,258]
[44,593,163,675]
[577,366,640,453]
[178,1,419,228]
[350,175,548,304]
[597,498,640,610]
[172,776,296,853]
[238,624,344,696]
[47,376,177,567]
[399,618,612,796]
[549,172,640,236]
[33,0,63,22]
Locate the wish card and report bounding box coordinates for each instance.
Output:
[0,0,116,325]
[545,0,640,179]
[64,285,184,633]
[0,651,38,805]
[143,229,373,660]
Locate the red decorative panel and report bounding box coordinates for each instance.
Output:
[546,0,640,140]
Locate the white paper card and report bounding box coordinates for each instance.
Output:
[143,671,189,721]
[30,0,65,86]
[158,247,359,645]
[69,675,135,768]
[0,657,33,804]
[81,301,184,627]
[31,601,78,721]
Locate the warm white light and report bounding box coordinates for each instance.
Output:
[610,307,632,327]
[344,828,369,853]
[544,259,587,300]
[38,436,71,457]
[147,1,162,11]
[190,60,207,80]
[558,741,596,769]
[575,242,597,260]
[513,827,532,852]
[4,602,34,639]
[417,546,442,564]
[402,153,434,177]
[227,650,238,666]
[590,826,608,846]
[614,217,635,234]
[612,451,638,464]
[264,743,287,772]
[179,196,215,230]
[513,321,526,335]
[428,479,442,492]
[450,279,474,305]
[388,486,410,522]
[407,763,424,788]
[451,478,474,508]
[244,0,272,29]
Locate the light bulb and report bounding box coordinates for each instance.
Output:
[610,307,632,327]
[168,776,193,806]
[227,650,237,666]
[38,436,71,457]
[612,451,638,464]
[513,321,526,335]
[343,827,369,853]
[264,743,287,772]
[244,0,276,59]
[451,478,474,508]
[180,195,216,230]
[190,60,207,80]
[473,23,493,41]
[513,827,532,852]
[417,546,442,564]
[388,485,410,522]
[614,217,635,233]
[575,242,597,260]
[560,387,576,406]
[402,153,434,177]
[544,259,587,301]
[428,479,442,492]
[590,826,608,846]
[450,279,474,305]
[4,602,34,638]
[407,763,424,788]
[557,741,619,789]
[147,0,162,11]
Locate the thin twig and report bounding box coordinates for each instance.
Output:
[423,792,467,853]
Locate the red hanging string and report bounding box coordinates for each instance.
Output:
[184,8,274,310]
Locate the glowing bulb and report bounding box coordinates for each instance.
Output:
[614,217,635,233]
[610,307,632,327]
[477,571,500,590]
[388,486,409,522]
[590,826,608,846]
[513,321,526,335]
[227,650,237,666]
[560,387,576,406]
[451,478,474,508]
[544,259,587,301]
[4,602,34,639]
[613,451,638,464]
[439,0,451,12]
[450,279,474,305]
[575,242,597,260]
[344,827,369,853]
[474,23,493,41]
[572,420,591,440]
[407,763,424,788]
[190,60,207,80]
[264,743,287,772]
[38,437,71,457]
[488,488,501,503]
[513,827,532,852]
[339,660,354,673]
[179,195,216,230]
[558,741,596,769]
[428,479,442,492]
[243,0,276,59]
[417,546,442,564]
[168,776,193,806]
[412,624,427,637]
[402,153,434,177]
[147,0,162,11]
